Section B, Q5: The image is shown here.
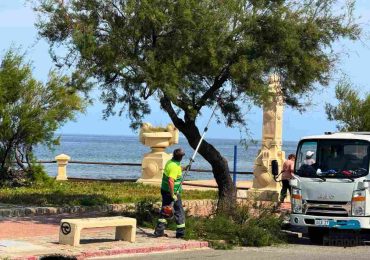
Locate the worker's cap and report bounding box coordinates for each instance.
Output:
[306,151,314,157]
[173,148,185,157]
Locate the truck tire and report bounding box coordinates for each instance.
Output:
[308,227,326,245]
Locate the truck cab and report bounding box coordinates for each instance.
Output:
[290,132,370,243]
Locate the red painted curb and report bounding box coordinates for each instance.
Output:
[10,241,209,260]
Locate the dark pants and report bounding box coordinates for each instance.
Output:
[280,180,291,203]
[154,189,185,237]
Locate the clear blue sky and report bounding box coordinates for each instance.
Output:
[1,0,370,141]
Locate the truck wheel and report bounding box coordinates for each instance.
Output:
[308,227,326,245]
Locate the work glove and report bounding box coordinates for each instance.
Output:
[172,194,178,202]
[182,164,190,171]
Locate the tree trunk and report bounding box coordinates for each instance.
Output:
[15,146,27,171]
[179,120,236,212]
[160,96,237,212]
[25,145,33,171]
[1,144,11,169]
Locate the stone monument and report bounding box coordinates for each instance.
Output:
[248,74,286,201]
[137,123,179,185]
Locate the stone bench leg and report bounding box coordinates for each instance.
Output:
[59,223,81,246]
[115,225,136,242]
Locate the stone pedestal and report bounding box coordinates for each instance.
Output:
[137,123,179,185]
[55,153,70,181]
[248,74,286,201]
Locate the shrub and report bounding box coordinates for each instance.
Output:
[0,49,85,186]
[28,164,54,185]
[184,201,286,248]
[121,198,159,227]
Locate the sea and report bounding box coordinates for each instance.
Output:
[34,134,298,181]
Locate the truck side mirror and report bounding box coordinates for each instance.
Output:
[271,160,279,176]
[359,181,369,190]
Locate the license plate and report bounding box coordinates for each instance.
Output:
[315,219,330,226]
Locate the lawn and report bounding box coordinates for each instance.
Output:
[0,181,216,206]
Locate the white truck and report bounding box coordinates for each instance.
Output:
[287,132,370,243]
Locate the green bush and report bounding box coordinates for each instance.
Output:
[28,164,54,185]
[184,202,286,248]
[0,49,85,186]
[0,163,53,188]
[119,197,286,248]
[128,199,159,226]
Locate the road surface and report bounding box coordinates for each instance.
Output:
[92,236,370,260]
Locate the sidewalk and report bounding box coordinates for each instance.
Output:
[0,213,208,260]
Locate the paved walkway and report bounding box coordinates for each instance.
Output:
[0,213,208,259]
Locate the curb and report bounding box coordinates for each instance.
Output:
[11,241,209,260]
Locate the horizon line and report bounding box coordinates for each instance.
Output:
[56,132,299,143]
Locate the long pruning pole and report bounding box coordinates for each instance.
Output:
[175,90,224,194]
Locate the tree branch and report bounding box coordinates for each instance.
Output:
[196,67,230,111]
[160,95,185,129]
[112,2,126,19]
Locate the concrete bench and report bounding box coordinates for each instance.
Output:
[59,216,136,246]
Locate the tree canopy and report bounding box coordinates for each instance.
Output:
[0,50,85,185]
[34,0,360,205]
[326,80,370,132]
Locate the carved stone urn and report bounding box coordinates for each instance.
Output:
[137,123,179,184]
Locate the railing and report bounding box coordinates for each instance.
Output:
[38,142,253,187]
[38,160,253,174]
[37,159,253,185]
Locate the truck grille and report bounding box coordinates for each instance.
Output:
[304,200,350,217]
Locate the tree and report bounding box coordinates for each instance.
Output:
[0,49,84,185]
[34,0,359,209]
[325,80,370,131]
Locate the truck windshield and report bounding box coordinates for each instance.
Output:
[295,139,370,179]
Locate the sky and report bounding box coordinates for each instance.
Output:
[1,1,370,142]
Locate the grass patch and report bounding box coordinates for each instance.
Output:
[0,181,216,206]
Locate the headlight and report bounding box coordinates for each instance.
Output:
[352,190,366,216]
[291,188,302,214]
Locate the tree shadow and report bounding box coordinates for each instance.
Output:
[80,238,115,244]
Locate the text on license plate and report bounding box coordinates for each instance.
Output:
[315,219,330,226]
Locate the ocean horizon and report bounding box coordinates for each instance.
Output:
[35,134,298,181]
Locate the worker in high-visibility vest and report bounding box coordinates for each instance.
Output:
[154,148,188,238]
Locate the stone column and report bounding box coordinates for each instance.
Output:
[248,74,286,201]
[137,123,179,185]
[55,154,71,181]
